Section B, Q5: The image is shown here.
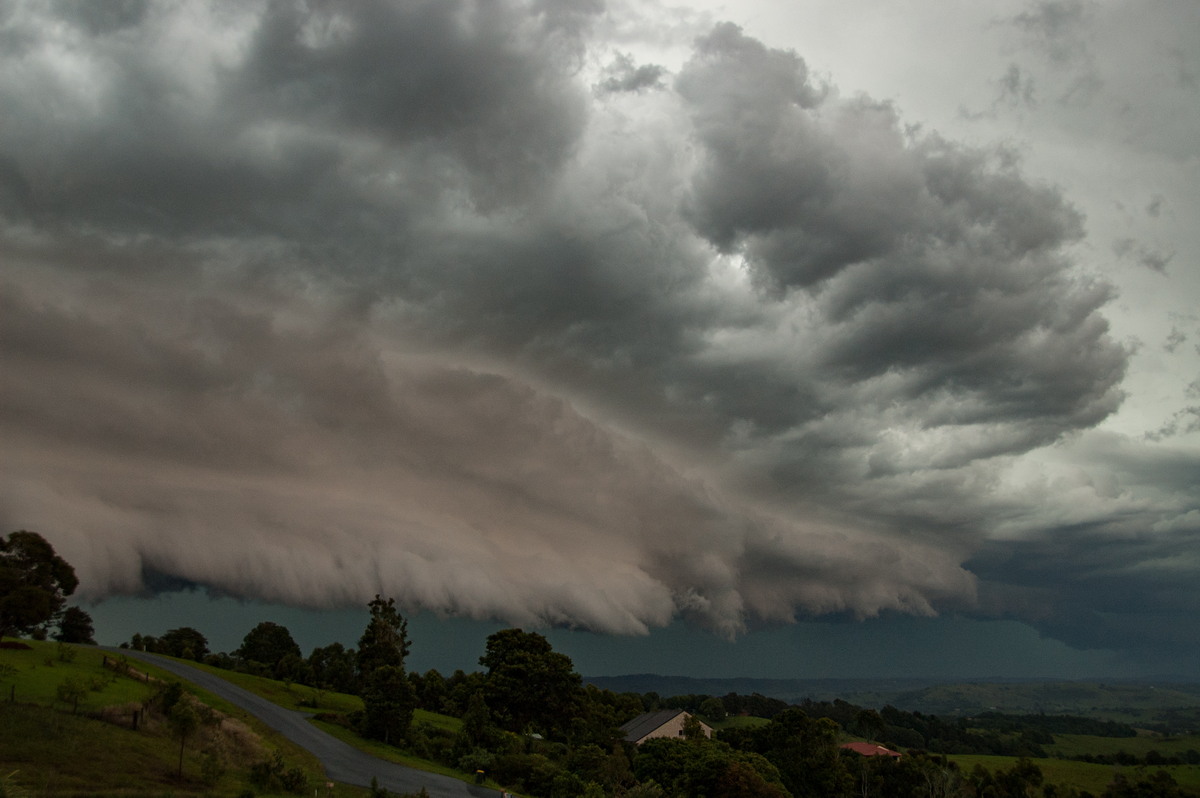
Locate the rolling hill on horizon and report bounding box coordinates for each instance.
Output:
[584,673,1200,724]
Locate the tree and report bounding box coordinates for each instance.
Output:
[307,642,358,694]
[0,530,79,642]
[460,689,496,749]
[633,738,788,798]
[237,621,301,675]
[356,595,410,686]
[157,627,209,661]
[56,676,88,714]
[700,696,727,724]
[361,664,416,745]
[744,708,853,798]
[479,628,582,738]
[54,606,96,644]
[168,701,202,779]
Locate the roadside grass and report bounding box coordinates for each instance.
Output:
[0,640,341,797]
[182,660,364,714]
[414,707,463,734]
[310,718,481,781]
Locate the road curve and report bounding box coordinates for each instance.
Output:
[106,648,497,798]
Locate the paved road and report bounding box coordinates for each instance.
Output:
[106,649,497,798]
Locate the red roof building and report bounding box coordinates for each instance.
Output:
[841,742,902,758]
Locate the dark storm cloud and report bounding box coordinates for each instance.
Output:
[963,427,1200,664]
[673,23,1124,479]
[1,2,1190,661]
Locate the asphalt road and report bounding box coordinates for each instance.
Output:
[106,648,498,798]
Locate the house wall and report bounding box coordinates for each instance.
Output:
[637,713,713,744]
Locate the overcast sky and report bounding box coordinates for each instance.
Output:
[3,0,1198,680]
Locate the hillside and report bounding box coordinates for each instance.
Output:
[0,640,329,796]
[585,674,1200,727]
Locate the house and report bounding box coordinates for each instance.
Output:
[840,741,902,758]
[620,709,713,745]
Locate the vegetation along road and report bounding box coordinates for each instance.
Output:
[109,648,498,798]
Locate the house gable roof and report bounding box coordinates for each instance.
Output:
[619,709,689,743]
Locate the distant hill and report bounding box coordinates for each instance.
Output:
[888,681,1200,721]
[584,674,1200,726]
[583,673,944,704]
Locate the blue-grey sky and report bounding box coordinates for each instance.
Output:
[3,0,1199,680]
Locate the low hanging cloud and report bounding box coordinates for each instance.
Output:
[4,1,1191,656]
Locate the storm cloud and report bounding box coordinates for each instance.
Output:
[2,0,1196,662]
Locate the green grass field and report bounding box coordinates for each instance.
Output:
[951,752,1200,795]
[1047,732,1200,758]
[712,714,770,731]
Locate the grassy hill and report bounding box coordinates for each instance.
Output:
[0,640,337,797]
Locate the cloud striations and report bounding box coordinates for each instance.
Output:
[1,1,1194,661]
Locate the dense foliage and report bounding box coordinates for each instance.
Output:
[237,620,303,679]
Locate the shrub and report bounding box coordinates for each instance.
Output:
[200,749,226,787]
[248,752,307,795]
[55,676,88,714]
[279,767,307,794]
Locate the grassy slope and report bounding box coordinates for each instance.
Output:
[1,642,155,709]
[0,641,345,797]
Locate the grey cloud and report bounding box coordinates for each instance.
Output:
[995,63,1037,109]
[232,1,591,205]
[673,24,1123,473]
[596,52,666,94]
[53,0,148,35]
[1165,327,1186,353]
[0,0,590,242]
[1,5,1186,661]
[1112,237,1174,273]
[1010,0,1092,65]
